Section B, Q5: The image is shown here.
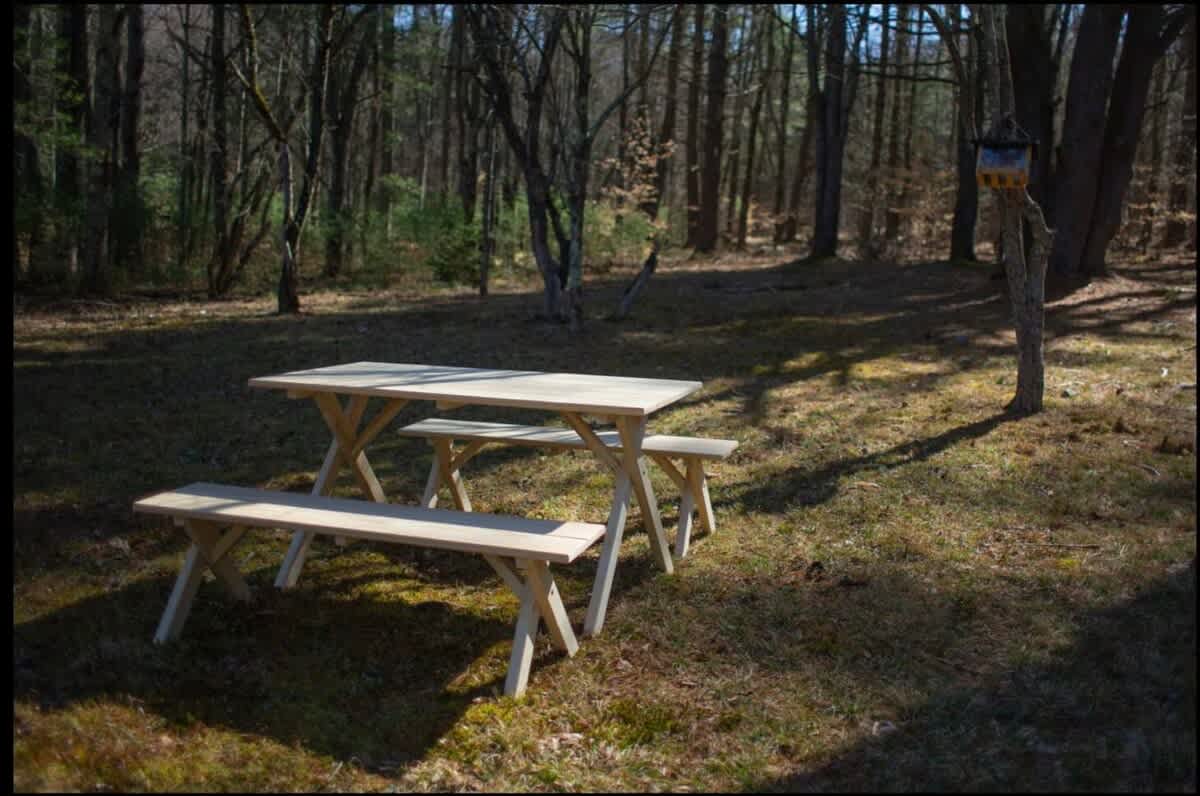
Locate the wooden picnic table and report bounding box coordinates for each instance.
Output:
[249,361,702,635]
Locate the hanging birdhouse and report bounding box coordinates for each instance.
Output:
[975,139,1034,190]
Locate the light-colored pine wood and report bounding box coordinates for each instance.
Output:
[250,361,702,417]
[396,418,738,460]
[525,560,578,655]
[505,583,540,697]
[434,439,472,512]
[314,393,387,504]
[135,483,605,564]
[584,475,632,636]
[689,460,716,534]
[154,544,207,643]
[617,416,673,574]
[560,412,623,475]
[675,488,696,559]
[184,520,251,601]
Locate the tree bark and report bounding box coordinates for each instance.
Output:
[82,4,120,295]
[737,8,768,249]
[1164,16,1196,248]
[948,2,979,261]
[811,5,848,258]
[979,5,1054,415]
[773,6,797,243]
[56,4,88,281]
[884,4,910,242]
[695,5,728,253]
[1079,6,1188,276]
[685,4,705,247]
[858,4,891,252]
[1046,5,1123,290]
[116,4,144,280]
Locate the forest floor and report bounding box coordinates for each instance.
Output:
[13,244,1197,792]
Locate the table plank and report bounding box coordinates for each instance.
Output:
[249,361,701,417]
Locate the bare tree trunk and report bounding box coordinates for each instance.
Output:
[56,4,88,281]
[116,4,144,280]
[479,113,497,296]
[83,4,120,295]
[979,4,1054,415]
[14,4,45,285]
[1140,59,1168,247]
[884,4,910,242]
[773,6,796,244]
[737,8,767,249]
[208,3,232,297]
[1079,6,1189,276]
[1047,5,1123,290]
[858,3,891,252]
[695,5,728,253]
[724,6,752,239]
[1164,16,1196,248]
[811,5,850,258]
[685,4,705,248]
[948,2,979,261]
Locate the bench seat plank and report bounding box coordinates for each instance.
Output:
[135,483,604,564]
[396,418,738,459]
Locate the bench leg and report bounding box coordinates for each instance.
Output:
[498,558,578,697]
[675,486,696,560]
[419,445,441,508]
[505,581,540,697]
[155,520,250,644]
[687,460,716,535]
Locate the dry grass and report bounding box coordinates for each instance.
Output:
[12,243,1197,791]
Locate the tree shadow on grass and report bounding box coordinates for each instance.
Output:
[11,559,588,770]
[746,559,1196,792]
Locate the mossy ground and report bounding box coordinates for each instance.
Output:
[13,245,1196,791]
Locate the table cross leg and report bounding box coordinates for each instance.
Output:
[616,416,674,573]
[276,395,405,588]
[155,520,250,644]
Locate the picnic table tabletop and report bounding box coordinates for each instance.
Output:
[248,361,702,417]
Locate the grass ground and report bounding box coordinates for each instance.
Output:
[12,244,1197,792]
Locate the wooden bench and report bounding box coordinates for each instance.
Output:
[396,418,738,559]
[134,482,605,697]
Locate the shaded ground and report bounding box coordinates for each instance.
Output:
[12,245,1197,791]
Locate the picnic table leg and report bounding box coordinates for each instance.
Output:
[616,416,674,573]
[276,395,406,588]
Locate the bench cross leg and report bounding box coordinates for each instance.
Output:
[484,555,578,696]
[154,520,251,644]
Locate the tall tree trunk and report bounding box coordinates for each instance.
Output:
[895,10,924,243]
[1005,4,1058,226]
[377,4,396,215]
[1164,16,1196,248]
[56,4,88,281]
[811,5,848,258]
[1079,5,1187,276]
[857,3,891,251]
[737,8,768,249]
[695,5,728,253]
[884,4,910,242]
[685,4,705,248]
[479,113,497,296]
[14,4,45,285]
[1140,58,1168,247]
[1047,5,1123,290]
[208,3,232,296]
[724,7,752,238]
[116,4,144,280]
[948,2,979,261]
[324,9,374,278]
[773,6,797,243]
[979,5,1054,415]
[83,4,120,295]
